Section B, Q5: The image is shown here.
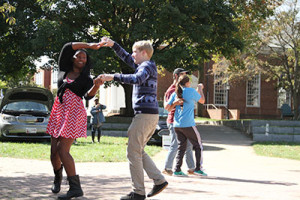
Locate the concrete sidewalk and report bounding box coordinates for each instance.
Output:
[1,125,300,200]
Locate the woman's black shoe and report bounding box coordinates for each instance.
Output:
[51,164,63,193]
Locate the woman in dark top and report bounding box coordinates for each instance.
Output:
[46,42,103,199]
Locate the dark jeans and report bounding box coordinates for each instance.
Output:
[92,125,102,142]
[174,126,204,172]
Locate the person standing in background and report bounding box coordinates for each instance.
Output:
[90,98,106,143]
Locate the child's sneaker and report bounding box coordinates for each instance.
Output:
[173,171,188,177]
[194,170,207,176]
[162,169,173,176]
[187,169,195,175]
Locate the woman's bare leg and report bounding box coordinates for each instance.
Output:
[50,136,62,170]
[58,137,76,176]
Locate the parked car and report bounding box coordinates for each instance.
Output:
[0,86,54,140]
[147,107,169,146]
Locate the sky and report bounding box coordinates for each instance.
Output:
[35,56,49,68]
[276,0,300,14]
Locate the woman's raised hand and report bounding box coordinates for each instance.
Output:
[99,37,114,47]
[198,83,204,90]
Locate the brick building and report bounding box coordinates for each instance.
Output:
[157,62,291,119]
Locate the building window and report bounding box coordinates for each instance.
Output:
[35,71,42,85]
[246,74,260,107]
[277,88,291,108]
[214,74,227,106]
[52,69,58,84]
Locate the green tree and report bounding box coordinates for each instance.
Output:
[1,0,276,116]
[256,0,300,118]
[16,0,244,116]
[0,1,44,84]
[83,0,245,116]
[213,0,300,119]
[0,2,15,25]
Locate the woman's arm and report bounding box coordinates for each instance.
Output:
[71,42,102,51]
[197,84,205,104]
[100,104,107,109]
[58,42,102,72]
[86,78,103,97]
[165,98,183,112]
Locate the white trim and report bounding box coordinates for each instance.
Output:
[213,74,227,106]
[35,71,43,85]
[277,88,291,108]
[246,74,261,107]
[52,68,58,84]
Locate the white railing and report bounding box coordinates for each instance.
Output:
[204,104,219,109]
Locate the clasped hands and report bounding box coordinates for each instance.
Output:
[92,37,115,87]
[93,74,114,87]
[89,36,114,50]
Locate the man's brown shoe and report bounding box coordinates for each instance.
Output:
[162,169,173,176]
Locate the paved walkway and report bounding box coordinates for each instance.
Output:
[1,125,300,200]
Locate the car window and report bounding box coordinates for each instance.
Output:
[3,101,48,112]
[159,107,168,117]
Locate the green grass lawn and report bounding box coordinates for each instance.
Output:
[253,142,300,161]
[2,136,300,162]
[194,117,216,122]
[0,136,162,162]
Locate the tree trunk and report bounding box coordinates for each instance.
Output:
[293,87,300,120]
[118,61,134,117]
[121,83,134,117]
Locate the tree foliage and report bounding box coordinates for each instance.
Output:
[0,0,278,115]
[0,1,43,84]
[0,2,16,25]
[213,0,300,119]
[256,0,300,118]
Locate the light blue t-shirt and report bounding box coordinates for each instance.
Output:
[167,87,201,128]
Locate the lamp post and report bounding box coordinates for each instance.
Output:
[226,83,230,119]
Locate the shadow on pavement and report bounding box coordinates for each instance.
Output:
[0,174,132,200]
[0,174,213,200]
[197,125,253,146]
[203,145,225,151]
[201,176,297,186]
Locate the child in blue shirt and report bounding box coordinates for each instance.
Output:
[166,74,207,177]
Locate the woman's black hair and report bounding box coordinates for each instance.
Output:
[175,75,190,98]
[58,43,93,76]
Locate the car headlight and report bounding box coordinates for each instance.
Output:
[1,114,17,122]
[44,117,49,123]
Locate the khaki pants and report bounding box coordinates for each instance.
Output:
[127,114,166,195]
